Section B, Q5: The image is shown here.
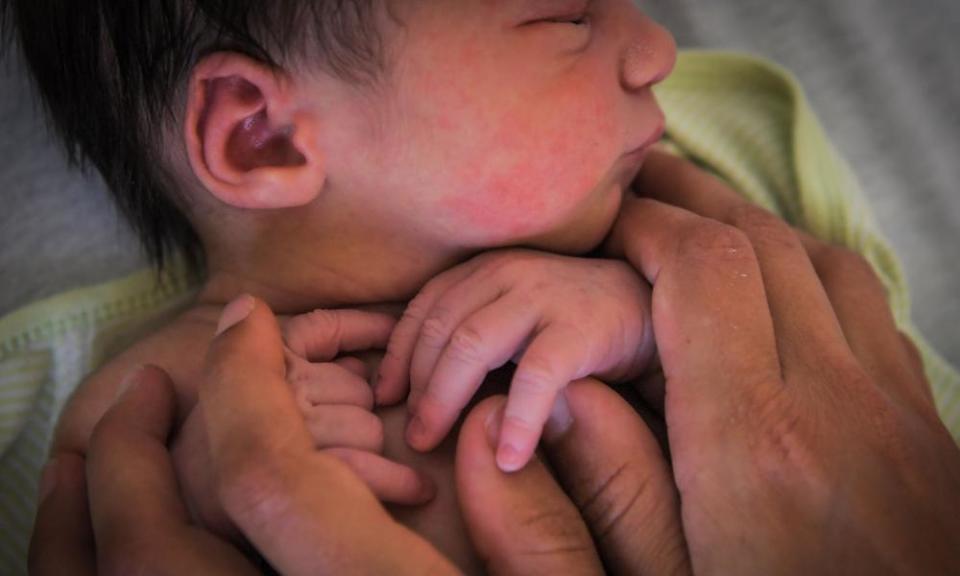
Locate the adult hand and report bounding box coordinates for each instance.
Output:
[33,297,663,575]
[605,150,960,574]
[31,296,456,575]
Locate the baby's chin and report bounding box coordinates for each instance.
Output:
[521,180,625,256]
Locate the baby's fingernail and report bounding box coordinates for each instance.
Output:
[496,442,526,473]
[372,369,391,405]
[406,415,428,449]
[417,472,438,503]
[543,390,574,443]
[38,458,58,505]
[216,294,256,336]
[114,364,146,403]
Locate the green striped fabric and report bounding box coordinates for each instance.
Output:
[1,51,958,573]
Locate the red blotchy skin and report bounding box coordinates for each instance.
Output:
[438,87,615,245]
[325,0,672,255]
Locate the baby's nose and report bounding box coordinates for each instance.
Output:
[620,23,677,91]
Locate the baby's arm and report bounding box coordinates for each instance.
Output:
[376,249,656,472]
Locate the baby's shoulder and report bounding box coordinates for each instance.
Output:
[53,304,223,454]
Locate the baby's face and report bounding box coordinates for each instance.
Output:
[321,0,676,254]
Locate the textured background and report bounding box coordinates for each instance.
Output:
[2,0,958,365]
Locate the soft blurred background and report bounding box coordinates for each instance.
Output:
[2,0,958,365]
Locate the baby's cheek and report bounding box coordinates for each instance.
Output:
[439,120,607,245]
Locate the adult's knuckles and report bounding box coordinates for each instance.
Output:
[676,220,758,266]
[725,204,804,253]
[833,364,922,469]
[743,385,836,502]
[511,506,597,560]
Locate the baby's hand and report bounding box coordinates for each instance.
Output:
[282,309,435,503]
[173,308,433,543]
[377,249,655,472]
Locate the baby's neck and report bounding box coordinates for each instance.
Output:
[195,222,471,314]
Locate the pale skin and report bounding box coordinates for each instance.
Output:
[29,0,960,571]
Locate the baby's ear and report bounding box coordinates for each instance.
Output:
[184,52,325,209]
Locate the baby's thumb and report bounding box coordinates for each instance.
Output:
[456,396,603,575]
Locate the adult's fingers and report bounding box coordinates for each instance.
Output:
[456,396,604,575]
[606,194,783,437]
[542,380,690,575]
[283,308,397,362]
[634,151,931,412]
[799,233,937,413]
[87,365,256,575]
[28,454,95,576]
[634,151,851,381]
[204,296,457,575]
[204,295,314,468]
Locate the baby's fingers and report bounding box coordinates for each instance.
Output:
[284,309,396,362]
[325,448,436,506]
[288,360,374,410]
[498,326,589,472]
[304,405,385,453]
[405,300,538,453]
[376,264,478,406]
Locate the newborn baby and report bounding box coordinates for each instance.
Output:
[3,0,676,571]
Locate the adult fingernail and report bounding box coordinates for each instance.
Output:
[38,458,58,505]
[216,294,256,336]
[543,390,574,443]
[114,364,146,403]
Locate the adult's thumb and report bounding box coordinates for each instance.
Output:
[456,396,604,575]
[543,379,691,575]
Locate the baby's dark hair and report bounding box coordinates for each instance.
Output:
[1,1,384,272]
